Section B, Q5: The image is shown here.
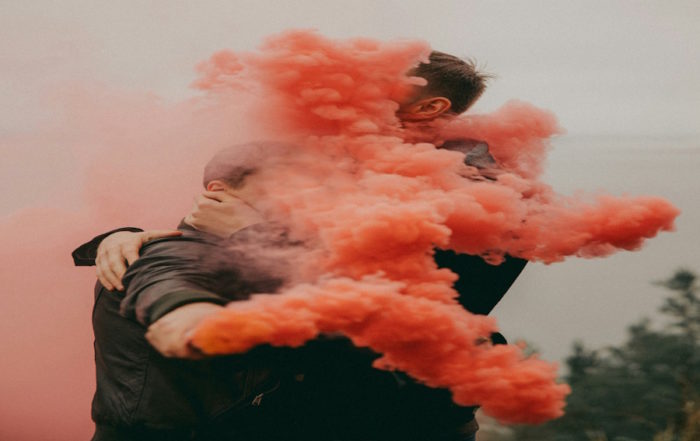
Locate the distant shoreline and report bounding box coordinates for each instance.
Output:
[552,134,700,151]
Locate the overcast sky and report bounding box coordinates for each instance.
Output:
[2,0,699,136]
[1,0,698,364]
[1,5,699,439]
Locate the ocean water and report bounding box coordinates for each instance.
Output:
[492,134,700,368]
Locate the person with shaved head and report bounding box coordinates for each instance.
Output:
[74,52,526,440]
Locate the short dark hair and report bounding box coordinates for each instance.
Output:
[410,51,490,114]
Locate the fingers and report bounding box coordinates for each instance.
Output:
[146,303,223,358]
[118,231,182,282]
[117,230,182,266]
[190,194,220,216]
[142,229,183,241]
[96,251,124,291]
[105,250,128,291]
[185,342,206,360]
[141,229,183,243]
[94,229,180,291]
[146,325,201,359]
[123,247,141,267]
[201,190,237,202]
[95,263,115,291]
[194,192,243,211]
[200,191,224,202]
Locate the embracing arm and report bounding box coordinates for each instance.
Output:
[72,191,256,290]
[72,228,182,291]
[145,303,224,358]
[72,227,144,266]
[438,139,529,314]
[434,249,527,315]
[120,238,229,358]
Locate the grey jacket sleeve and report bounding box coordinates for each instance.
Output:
[120,236,228,326]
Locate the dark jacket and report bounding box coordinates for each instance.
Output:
[73,140,526,439]
[86,224,286,439]
[434,138,527,316]
[72,139,526,317]
[77,225,482,440]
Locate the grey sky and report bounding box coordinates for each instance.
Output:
[1,1,698,366]
[493,136,699,364]
[2,0,699,135]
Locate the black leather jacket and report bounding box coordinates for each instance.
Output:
[87,224,285,434]
[77,228,487,440]
[73,140,526,439]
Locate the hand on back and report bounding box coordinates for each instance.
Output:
[184,190,264,238]
[146,302,224,359]
[96,192,262,290]
[96,230,182,291]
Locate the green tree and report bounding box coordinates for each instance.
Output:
[511,269,700,441]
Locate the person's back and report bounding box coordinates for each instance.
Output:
[82,53,519,440]
[91,225,286,440]
[91,224,478,441]
[85,139,523,441]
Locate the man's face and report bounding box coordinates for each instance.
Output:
[206,178,265,210]
[227,182,264,208]
[186,179,266,237]
[221,176,271,215]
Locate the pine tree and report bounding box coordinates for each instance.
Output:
[510,269,700,441]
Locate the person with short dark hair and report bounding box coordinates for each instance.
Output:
[405,51,489,115]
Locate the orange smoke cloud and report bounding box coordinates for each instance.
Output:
[0,29,680,437]
[186,30,679,423]
[194,277,566,423]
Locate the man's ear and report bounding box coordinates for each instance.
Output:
[206,180,227,192]
[398,97,452,121]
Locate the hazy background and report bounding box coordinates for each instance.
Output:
[1,0,698,437]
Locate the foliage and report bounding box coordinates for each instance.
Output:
[510,269,700,441]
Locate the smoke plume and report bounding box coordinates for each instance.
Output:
[181,30,679,423]
[0,29,679,438]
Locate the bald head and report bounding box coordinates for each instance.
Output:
[202,141,292,189]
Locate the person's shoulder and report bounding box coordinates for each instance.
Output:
[139,229,218,257]
[442,138,496,168]
[441,138,489,154]
[122,230,219,286]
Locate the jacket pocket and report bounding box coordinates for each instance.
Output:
[208,368,282,423]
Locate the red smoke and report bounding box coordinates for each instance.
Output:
[0,29,679,437]
[186,30,679,423]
